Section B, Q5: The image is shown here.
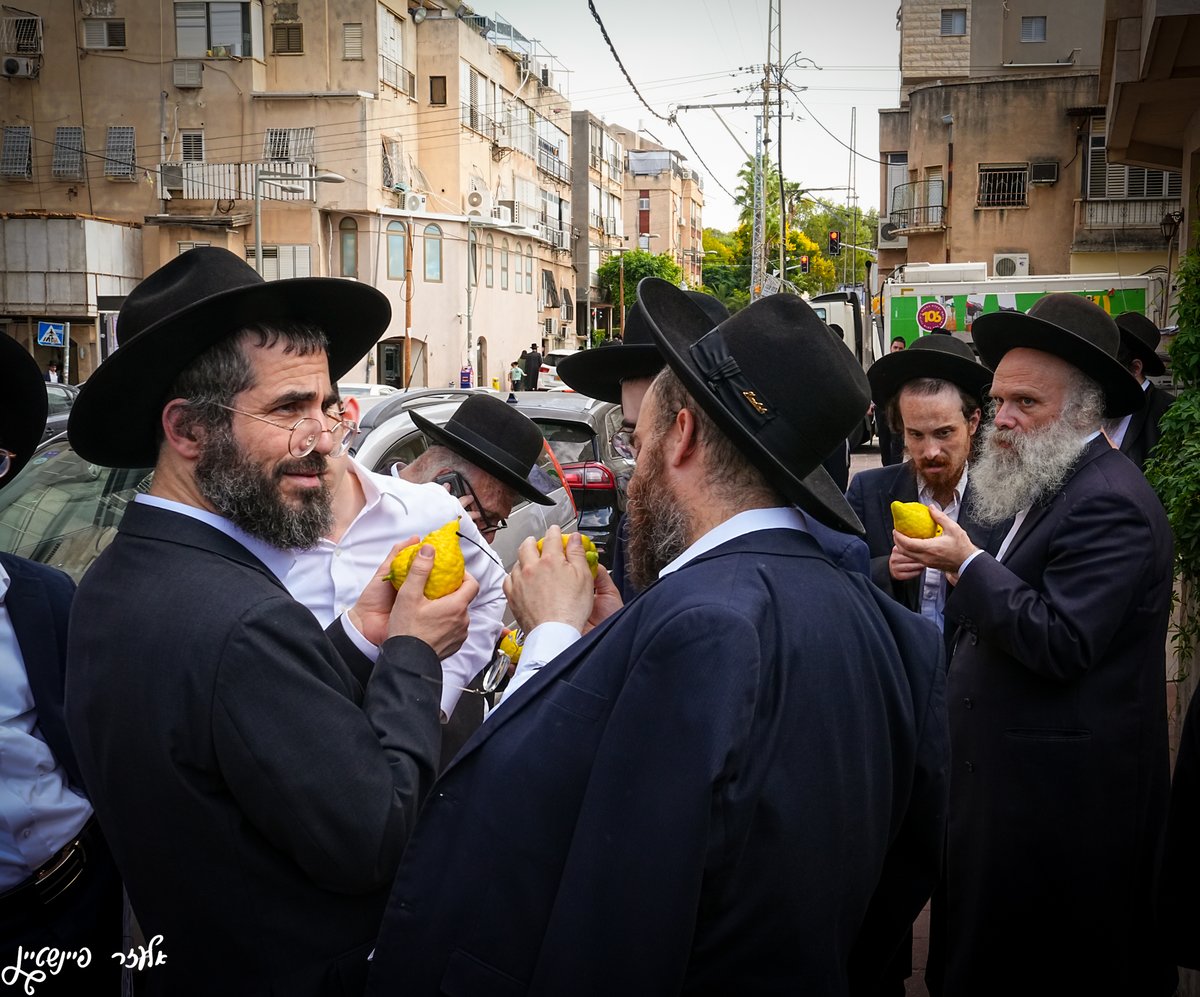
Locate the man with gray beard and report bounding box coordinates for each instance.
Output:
[63,249,478,996]
[893,293,1176,997]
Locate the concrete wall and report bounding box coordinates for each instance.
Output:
[901,0,972,90]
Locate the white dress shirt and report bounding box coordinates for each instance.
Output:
[497,507,809,710]
[285,461,507,720]
[0,561,92,889]
[916,464,968,632]
[1106,378,1151,449]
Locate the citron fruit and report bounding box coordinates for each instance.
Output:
[891,501,943,540]
[536,533,600,577]
[386,520,465,597]
[497,629,523,664]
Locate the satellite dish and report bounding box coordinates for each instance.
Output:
[880,221,901,242]
[411,7,427,23]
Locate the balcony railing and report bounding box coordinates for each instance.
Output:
[888,179,945,230]
[537,149,571,185]
[460,102,498,142]
[380,56,415,98]
[1081,197,1181,229]
[157,161,316,200]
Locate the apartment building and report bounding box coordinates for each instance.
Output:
[0,0,576,389]
[878,0,1179,288]
[570,110,626,340]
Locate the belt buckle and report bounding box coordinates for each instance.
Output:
[33,838,86,905]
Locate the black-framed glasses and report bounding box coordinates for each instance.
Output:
[437,470,508,535]
[215,405,358,458]
[0,449,15,480]
[610,428,636,460]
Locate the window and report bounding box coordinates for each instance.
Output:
[246,244,312,280]
[379,5,407,93]
[885,152,908,215]
[637,196,650,211]
[272,23,303,54]
[525,246,533,294]
[501,238,509,290]
[175,2,253,58]
[181,130,204,162]
[177,241,211,254]
[0,126,32,180]
[1087,120,1181,200]
[83,18,126,49]
[387,221,407,280]
[423,224,442,282]
[513,242,522,292]
[52,127,84,179]
[263,127,315,163]
[340,217,358,278]
[343,23,363,60]
[430,76,447,106]
[485,234,494,287]
[542,270,559,309]
[104,126,136,180]
[1020,16,1046,42]
[941,8,966,35]
[977,164,1028,208]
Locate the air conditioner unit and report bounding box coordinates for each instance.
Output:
[878,220,907,249]
[1029,161,1059,185]
[1,56,38,79]
[465,189,492,216]
[499,199,519,224]
[400,192,427,212]
[993,253,1030,277]
[173,61,203,88]
[160,164,185,193]
[491,204,512,224]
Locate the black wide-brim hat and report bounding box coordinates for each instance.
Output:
[637,278,870,534]
[557,291,729,403]
[867,332,991,408]
[972,293,1143,417]
[1115,311,1166,377]
[0,335,49,485]
[411,394,555,506]
[69,247,389,468]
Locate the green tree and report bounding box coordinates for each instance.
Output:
[596,250,682,330]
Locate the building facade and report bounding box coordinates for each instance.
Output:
[570,110,625,341]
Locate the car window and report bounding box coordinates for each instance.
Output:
[374,430,429,475]
[544,352,576,367]
[531,420,597,465]
[46,385,73,415]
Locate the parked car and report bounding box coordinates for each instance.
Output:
[536,349,581,391]
[337,381,399,398]
[0,391,577,583]
[43,383,79,442]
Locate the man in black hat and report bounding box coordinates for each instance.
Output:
[1107,311,1175,471]
[0,337,122,994]
[523,342,542,391]
[847,334,1010,640]
[893,293,1176,996]
[63,247,478,995]
[366,280,948,995]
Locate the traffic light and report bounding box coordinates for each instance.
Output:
[799,254,810,275]
[828,231,841,256]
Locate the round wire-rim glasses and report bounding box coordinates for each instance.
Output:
[215,404,358,458]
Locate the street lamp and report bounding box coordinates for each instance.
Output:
[253,167,345,275]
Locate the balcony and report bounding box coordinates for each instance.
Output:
[1072,197,1181,253]
[460,103,499,142]
[157,161,318,201]
[536,149,571,185]
[888,179,945,232]
[380,56,415,98]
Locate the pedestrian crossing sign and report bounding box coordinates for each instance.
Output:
[37,321,66,347]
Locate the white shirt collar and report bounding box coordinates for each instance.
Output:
[917,462,969,510]
[0,559,9,603]
[659,506,809,579]
[135,494,296,581]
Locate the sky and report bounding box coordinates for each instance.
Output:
[489,0,903,232]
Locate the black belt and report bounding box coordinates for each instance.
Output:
[0,817,99,918]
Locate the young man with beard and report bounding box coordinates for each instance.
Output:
[847,335,1010,644]
[893,294,1176,997]
[63,248,478,997]
[365,280,948,995]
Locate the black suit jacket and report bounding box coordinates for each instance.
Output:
[65,502,443,997]
[368,529,948,996]
[939,438,1175,995]
[1119,381,1174,471]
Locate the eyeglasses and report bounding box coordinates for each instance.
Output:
[610,428,636,460]
[0,449,15,480]
[215,405,358,458]
[438,470,508,535]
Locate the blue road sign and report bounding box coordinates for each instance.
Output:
[37,321,65,347]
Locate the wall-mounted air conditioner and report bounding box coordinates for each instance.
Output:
[400,192,427,212]
[1029,162,1059,185]
[1,56,38,79]
[465,189,492,216]
[992,253,1030,277]
[878,220,907,249]
[499,199,519,224]
[174,61,203,88]
[491,205,512,224]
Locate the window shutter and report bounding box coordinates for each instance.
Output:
[343,23,363,59]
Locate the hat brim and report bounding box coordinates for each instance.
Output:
[410,409,556,506]
[1120,332,1167,377]
[69,278,389,467]
[637,282,864,535]
[868,349,992,408]
[555,345,664,403]
[972,311,1145,417]
[0,336,49,485]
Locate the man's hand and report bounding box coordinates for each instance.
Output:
[888,546,926,582]
[504,526,595,633]
[348,537,418,647]
[583,564,623,634]
[388,545,479,659]
[892,506,979,586]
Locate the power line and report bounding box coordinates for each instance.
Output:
[586,0,670,123]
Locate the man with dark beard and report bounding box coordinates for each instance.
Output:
[893,293,1176,997]
[366,280,948,995]
[63,248,478,997]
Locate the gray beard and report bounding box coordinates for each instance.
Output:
[626,438,691,591]
[195,423,333,550]
[968,420,1089,527]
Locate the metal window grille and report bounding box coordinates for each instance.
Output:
[51,126,84,179]
[263,127,314,163]
[0,126,32,179]
[1020,16,1046,42]
[83,18,126,49]
[940,8,966,35]
[343,23,362,59]
[977,165,1027,208]
[104,126,136,179]
[4,16,42,54]
[272,23,303,54]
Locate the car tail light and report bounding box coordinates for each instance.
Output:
[560,461,616,489]
[540,365,551,373]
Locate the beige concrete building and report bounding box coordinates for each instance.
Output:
[570,110,626,341]
[878,0,1178,289]
[0,1,576,390]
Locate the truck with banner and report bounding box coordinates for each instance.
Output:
[882,262,1166,348]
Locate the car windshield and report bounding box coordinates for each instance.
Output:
[545,352,576,367]
[532,420,597,465]
[0,445,153,581]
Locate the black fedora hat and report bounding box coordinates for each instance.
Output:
[411,394,555,506]
[557,291,729,403]
[972,293,1144,417]
[867,333,991,408]
[0,336,49,486]
[69,247,389,468]
[637,278,869,534]
[1114,311,1166,377]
